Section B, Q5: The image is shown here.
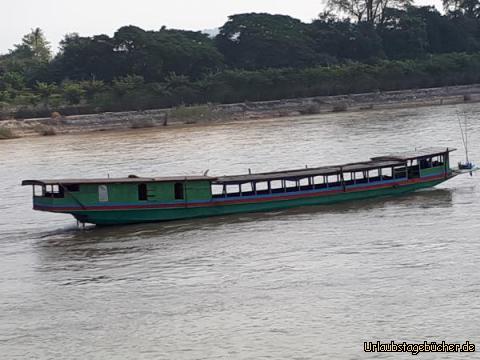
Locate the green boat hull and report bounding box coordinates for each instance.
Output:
[69,178,446,225]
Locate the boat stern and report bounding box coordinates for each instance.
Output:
[21,180,81,214]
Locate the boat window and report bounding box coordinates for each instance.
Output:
[174,183,184,200]
[354,171,366,184]
[368,169,380,181]
[432,155,443,167]
[98,185,109,202]
[256,182,269,193]
[393,166,407,179]
[211,184,224,196]
[65,184,80,192]
[226,184,240,197]
[327,175,339,186]
[343,172,352,183]
[34,185,45,197]
[299,178,309,186]
[419,157,432,169]
[138,184,148,201]
[242,182,253,194]
[408,163,420,178]
[270,180,283,193]
[299,178,312,191]
[270,180,283,189]
[381,168,393,180]
[313,176,324,185]
[45,184,64,198]
[285,180,298,192]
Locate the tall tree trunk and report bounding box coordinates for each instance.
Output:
[367,0,374,23]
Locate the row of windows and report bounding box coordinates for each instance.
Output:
[34,184,80,197]
[34,183,187,202]
[212,166,408,198]
[411,155,445,169]
[34,167,407,201]
[35,184,64,198]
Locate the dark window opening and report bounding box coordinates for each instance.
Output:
[175,183,184,200]
[138,184,148,201]
[420,157,432,169]
[408,165,420,178]
[394,166,407,179]
[65,184,80,192]
[45,184,64,198]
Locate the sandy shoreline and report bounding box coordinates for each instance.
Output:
[1,84,480,139]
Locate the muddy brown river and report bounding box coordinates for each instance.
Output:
[1,103,479,359]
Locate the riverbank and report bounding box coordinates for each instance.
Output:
[1,84,480,139]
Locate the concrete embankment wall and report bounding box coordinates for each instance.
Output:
[2,84,480,138]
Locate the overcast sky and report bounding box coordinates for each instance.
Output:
[2,0,442,54]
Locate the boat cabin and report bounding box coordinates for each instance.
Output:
[22,176,215,209]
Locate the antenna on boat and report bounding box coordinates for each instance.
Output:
[456,109,475,175]
[203,169,209,176]
[457,110,469,164]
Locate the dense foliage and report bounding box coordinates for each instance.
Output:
[2,4,480,117]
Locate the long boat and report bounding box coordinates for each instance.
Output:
[22,147,472,226]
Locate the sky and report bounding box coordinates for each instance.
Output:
[2,0,443,54]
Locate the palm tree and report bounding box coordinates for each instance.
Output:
[21,28,51,61]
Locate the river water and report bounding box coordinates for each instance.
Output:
[1,103,479,359]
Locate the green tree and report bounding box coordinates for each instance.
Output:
[327,0,412,24]
[112,74,144,96]
[406,6,478,53]
[0,29,51,87]
[0,72,26,91]
[15,93,40,106]
[62,82,84,104]
[113,26,223,81]
[309,18,384,61]
[379,7,429,59]
[216,13,318,69]
[80,80,105,100]
[51,33,120,81]
[19,28,51,61]
[35,81,57,103]
[443,0,480,17]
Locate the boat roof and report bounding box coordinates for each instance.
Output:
[21,176,215,186]
[215,147,455,184]
[215,160,403,184]
[371,147,456,161]
[22,148,456,186]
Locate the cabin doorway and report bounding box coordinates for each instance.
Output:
[138,184,148,201]
[407,159,420,179]
[98,185,109,202]
[174,183,184,200]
